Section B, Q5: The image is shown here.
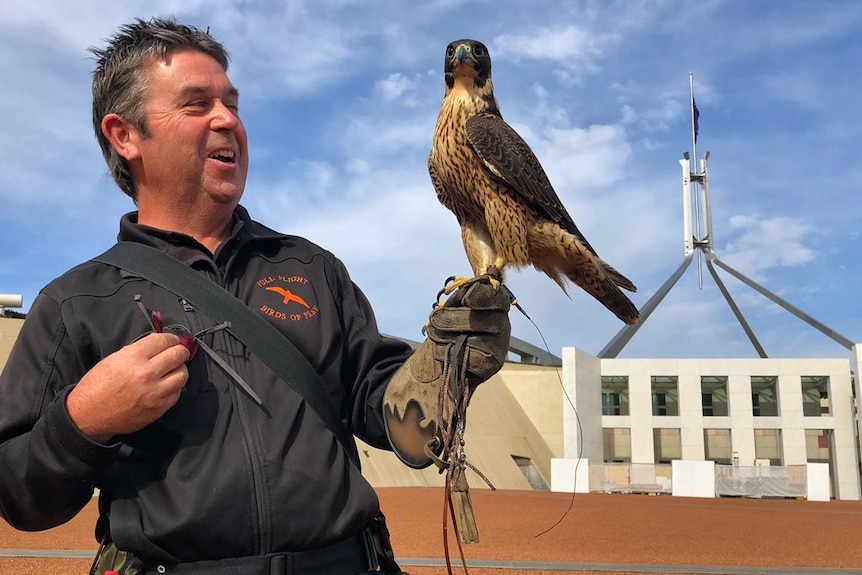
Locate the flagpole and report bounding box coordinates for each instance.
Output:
[688,72,703,290]
[690,72,697,170]
[689,73,703,288]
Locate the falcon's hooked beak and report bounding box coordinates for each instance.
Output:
[454,44,470,65]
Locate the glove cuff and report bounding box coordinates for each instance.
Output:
[382,340,448,469]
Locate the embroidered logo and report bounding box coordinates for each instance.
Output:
[265,286,310,308]
[256,275,319,322]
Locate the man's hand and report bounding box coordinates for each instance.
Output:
[425,278,512,386]
[382,277,511,468]
[66,332,191,444]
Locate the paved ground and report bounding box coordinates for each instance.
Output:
[1,488,861,574]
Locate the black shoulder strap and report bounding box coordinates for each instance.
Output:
[93,241,358,465]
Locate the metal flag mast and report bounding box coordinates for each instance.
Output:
[598,75,853,359]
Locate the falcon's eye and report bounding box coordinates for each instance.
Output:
[446,46,455,58]
[473,45,485,56]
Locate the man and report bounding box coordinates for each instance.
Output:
[0,17,510,575]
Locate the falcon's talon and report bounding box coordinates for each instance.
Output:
[434,275,474,307]
[442,275,473,295]
[437,273,502,307]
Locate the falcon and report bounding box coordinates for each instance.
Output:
[429,39,640,324]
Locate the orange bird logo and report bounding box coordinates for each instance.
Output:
[265,286,311,308]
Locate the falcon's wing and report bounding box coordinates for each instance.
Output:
[428,159,459,220]
[465,112,600,257]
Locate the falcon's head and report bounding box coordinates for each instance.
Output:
[443,39,492,91]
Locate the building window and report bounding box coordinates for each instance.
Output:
[601,376,629,416]
[704,429,732,464]
[754,429,782,465]
[801,376,830,416]
[805,429,832,463]
[603,428,632,463]
[653,428,681,463]
[701,376,729,416]
[651,376,679,416]
[751,376,779,416]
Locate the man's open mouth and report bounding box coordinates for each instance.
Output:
[209,150,236,164]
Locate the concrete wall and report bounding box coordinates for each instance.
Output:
[562,347,603,462]
[852,344,862,469]
[495,362,565,458]
[0,317,23,367]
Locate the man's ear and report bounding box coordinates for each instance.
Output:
[101,113,141,161]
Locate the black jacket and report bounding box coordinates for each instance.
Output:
[0,206,413,563]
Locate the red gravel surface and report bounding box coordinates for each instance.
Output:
[1,488,861,574]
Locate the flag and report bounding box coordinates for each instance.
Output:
[692,98,700,143]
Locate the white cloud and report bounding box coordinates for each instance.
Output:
[721,215,816,278]
[223,12,360,98]
[515,123,631,193]
[337,114,435,161]
[0,1,217,54]
[640,95,685,133]
[376,73,414,101]
[527,83,570,125]
[492,25,620,83]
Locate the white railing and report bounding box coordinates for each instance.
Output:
[589,462,673,494]
[714,464,807,498]
[586,462,810,498]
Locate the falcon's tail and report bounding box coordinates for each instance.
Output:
[585,266,640,325]
[600,262,637,293]
[530,227,640,325]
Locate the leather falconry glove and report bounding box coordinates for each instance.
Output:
[383,277,511,469]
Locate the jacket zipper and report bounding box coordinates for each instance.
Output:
[227,329,271,554]
[182,291,270,555]
[221,240,271,554]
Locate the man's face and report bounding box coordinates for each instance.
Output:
[132,50,249,207]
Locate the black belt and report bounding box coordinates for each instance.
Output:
[142,529,379,575]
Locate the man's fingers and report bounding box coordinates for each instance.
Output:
[159,364,190,396]
[127,332,191,381]
[133,331,185,357]
[151,341,192,377]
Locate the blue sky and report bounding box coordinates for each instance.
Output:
[1,0,860,360]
